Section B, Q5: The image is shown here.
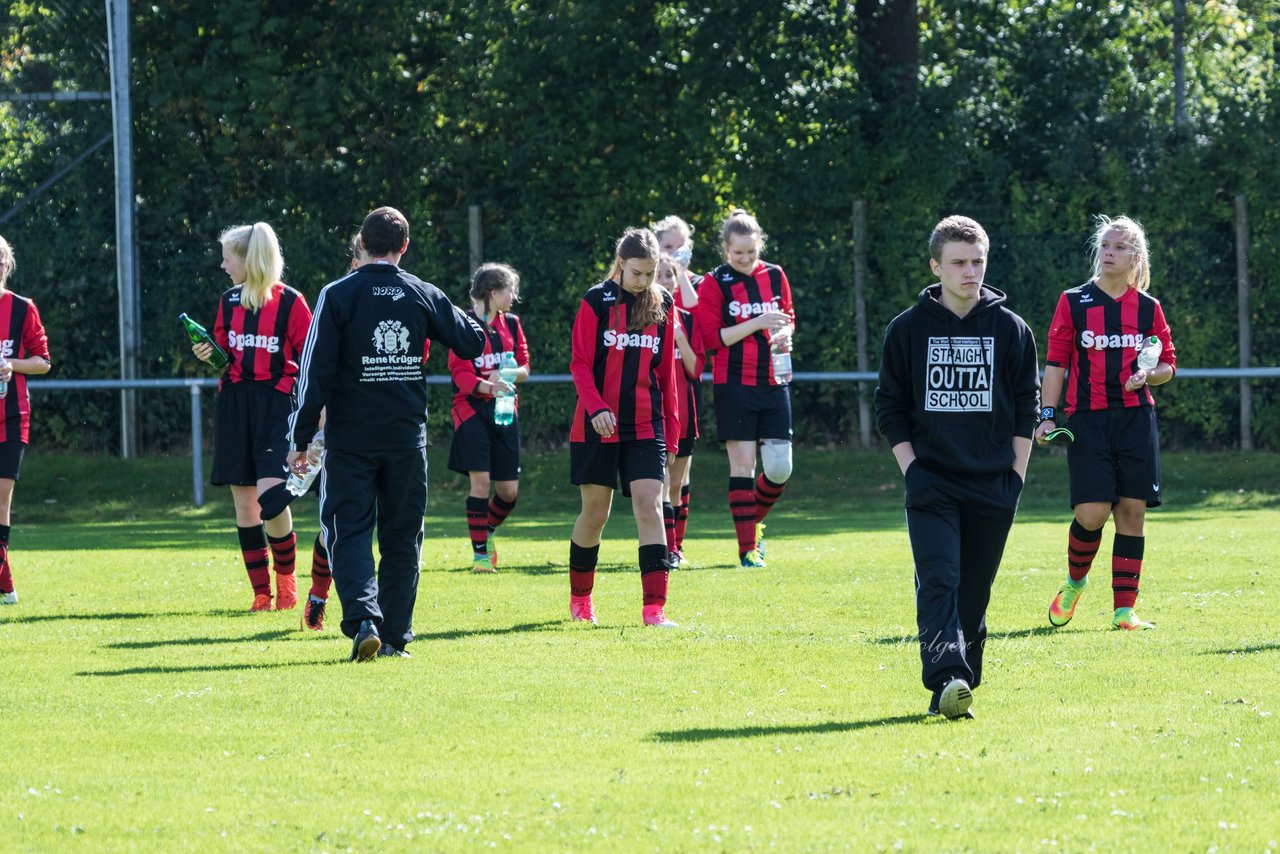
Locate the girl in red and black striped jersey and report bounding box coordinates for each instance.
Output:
[653,215,701,310]
[1035,216,1177,632]
[448,263,530,573]
[0,236,52,605]
[568,228,680,627]
[694,209,795,568]
[657,253,705,566]
[192,222,312,613]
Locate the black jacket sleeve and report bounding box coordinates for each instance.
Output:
[875,312,915,448]
[289,283,339,450]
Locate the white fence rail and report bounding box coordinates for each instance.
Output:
[31,367,1280,507]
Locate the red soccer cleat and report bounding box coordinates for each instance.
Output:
[250,592,273,612]
[275,573,297,610]
[570,594,597,624]
[301,595,326,631]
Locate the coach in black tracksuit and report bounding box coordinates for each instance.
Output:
[875,216,1040,720]
[289,207,485,660]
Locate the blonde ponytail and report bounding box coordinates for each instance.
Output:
[220,222,285,311]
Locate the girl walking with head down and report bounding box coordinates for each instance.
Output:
[567,227,680,628]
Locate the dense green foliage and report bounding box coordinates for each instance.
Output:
[2,1,1277,450]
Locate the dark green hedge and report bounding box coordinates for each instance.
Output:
[3,1,1277,452]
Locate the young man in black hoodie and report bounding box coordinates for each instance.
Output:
[288,207,486,661]
[875,216,1040,719]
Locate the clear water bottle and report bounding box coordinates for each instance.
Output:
[0,356,8,399]
[494,351,518,426]
[286,430,325,496]
[672,245,692,268]
[1136,335,1162,371]
[771,340,792,385]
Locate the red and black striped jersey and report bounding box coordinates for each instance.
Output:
[0,290,51,444]
[214,283,312,394]
[673,306,705,438]
[672,269,705,311]
[569,280,679,454]
[695,260,795,386]
[1045,281,1177,416]
[447,311,529,428]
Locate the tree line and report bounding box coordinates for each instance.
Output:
[1,1,1276,451]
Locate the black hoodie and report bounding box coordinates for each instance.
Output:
[876,283,1040,476]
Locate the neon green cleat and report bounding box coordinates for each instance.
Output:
[472,552,496,574]
[755,521,767,558]
[740,549,766,568]
[1112,607,1154,631]
[1048,577,1087,627]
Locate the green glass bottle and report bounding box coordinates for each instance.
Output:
[179,313,230,370]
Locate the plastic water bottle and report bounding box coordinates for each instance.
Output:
[286,430,325,496]
[771,340,792,385]
[0,356,8,399]
[1136,335,1162,371]
[672,246,692,268]
[494,352,518,426]
[179,313,230,370]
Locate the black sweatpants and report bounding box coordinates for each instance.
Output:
[904,462,1022,692]
[320,447,428,647]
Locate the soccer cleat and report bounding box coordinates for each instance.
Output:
[934,677,974,720]
[472,552,496,574]
[1112,607,1155,631]
[569,594,597,624]
[350,619,381,661]
[301,595,327,631]
[672,546,690,568]
[275,573,297,610]
[377,644,412,658]
[488,534,499,569]
[755,521,767,558]
[1048,577,1087,627]
[642,605,678,628]
[0,590,16,605]
[250,592,273,612]
[740,549,766,568]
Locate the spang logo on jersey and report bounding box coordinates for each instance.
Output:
[0,339,13,359]
[227,331,281,353]
[727,298,780,319]
[924,336,995,412]
[372,320,411,355]
[1079,330,1145,352]
[473,350,511,371]
[602,329,661,354]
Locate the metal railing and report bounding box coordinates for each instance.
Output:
[30,366,1280,507]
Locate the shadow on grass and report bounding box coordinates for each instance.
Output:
[867,626,1061,646]
[0,608,249,624]
[1204,642,1280,655]
[477,560,742,576]
[76,659,345,677]
[105,629,296,649]
[649,714,924,743]
[414,619,560,642]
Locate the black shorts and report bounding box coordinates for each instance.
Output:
[210,381,293,487]
[1067,407,1162,508]
[447,412,521,480]
[676,436,695,459]
[713,383,792,442]
[0,440,25,480]
[570,438,666,498]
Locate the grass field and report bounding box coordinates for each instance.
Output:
[1,448,1278,851]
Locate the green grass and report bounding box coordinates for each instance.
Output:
[2,449,1278,851]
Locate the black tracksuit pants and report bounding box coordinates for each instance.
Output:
[320,447,428,647]
[904,462,1022,692]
